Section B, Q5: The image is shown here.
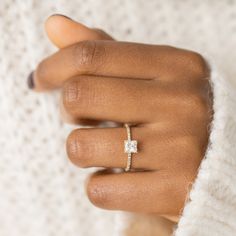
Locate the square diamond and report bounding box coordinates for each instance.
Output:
[124,140,138,153]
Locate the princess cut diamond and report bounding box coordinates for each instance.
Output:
[124,140,138,153]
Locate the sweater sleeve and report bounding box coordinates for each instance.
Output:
[115,62,236,236]
[174,62,236,236]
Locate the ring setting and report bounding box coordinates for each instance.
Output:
[124,123,138,171]
[124,140,137,154]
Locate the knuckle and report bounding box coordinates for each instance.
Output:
[177,137,198,164]
[178,136,197,154]
[177,136,202,169]
[187,52,209,78]
[86,176,108,207]
[66,129,88,168]
[62,78,88,116]
[73,40,105,73]
[187,94,209,118]
[175,174,193,206]
[66,129,79,165]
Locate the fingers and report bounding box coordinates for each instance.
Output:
[62,76,157,123]
[45,14,113,49]
[66,126,202,171]
[33,40,208,91]
[86,170,188,215]
[61,75,210,124]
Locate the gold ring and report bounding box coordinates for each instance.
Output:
[124,123,138,171]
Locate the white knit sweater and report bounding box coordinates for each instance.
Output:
[1,1,236,236]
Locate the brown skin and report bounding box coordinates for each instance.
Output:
[31,15,212,221]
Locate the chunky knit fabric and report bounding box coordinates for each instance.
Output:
[1,1,236,236]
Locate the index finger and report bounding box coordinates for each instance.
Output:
[33,40,208,91]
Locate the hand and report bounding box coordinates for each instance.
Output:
[30,15,212,220]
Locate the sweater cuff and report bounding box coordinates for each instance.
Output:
[175,62,236,236]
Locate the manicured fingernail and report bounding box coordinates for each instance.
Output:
[27,71,35,89]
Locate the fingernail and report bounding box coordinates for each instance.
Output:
[51,14,73,21]
[27,71,35,89]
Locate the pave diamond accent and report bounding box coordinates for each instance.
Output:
[124,140,138,153]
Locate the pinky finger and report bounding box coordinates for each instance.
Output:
[85,170,188,216]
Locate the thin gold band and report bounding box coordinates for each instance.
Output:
[124,124,138,172]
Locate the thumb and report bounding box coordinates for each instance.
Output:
[45,14,113,48]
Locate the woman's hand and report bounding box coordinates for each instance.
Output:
[30,15,212,219]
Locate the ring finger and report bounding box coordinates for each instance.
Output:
[66,125,199,171]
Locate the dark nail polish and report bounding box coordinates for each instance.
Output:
[27,71,35,89]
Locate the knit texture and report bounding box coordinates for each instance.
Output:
[174,64,236,236]
[0,1,236,236]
